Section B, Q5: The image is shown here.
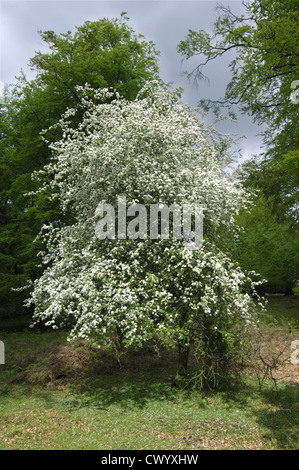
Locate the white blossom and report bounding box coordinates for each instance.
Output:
[26,82,263,349]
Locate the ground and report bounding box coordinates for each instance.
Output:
[0,294,298,450]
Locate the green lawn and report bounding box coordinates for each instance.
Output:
[0,295,298,450]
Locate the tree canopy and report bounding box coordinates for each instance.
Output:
[178,0,299,292]
[178,0,299,140]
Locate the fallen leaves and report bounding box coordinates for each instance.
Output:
[0,408,89,450]
[140,418,267,450]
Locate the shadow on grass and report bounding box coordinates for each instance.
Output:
[63,369,181,412]
[217,379,299,450]
[253,384,299,449]
[52,371,299,449]
[1,326,298,449]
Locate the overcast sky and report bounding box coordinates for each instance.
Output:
[0,0,265,163]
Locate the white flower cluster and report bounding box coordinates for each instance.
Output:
[26,82,262,348]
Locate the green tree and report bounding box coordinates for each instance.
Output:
[234,194,299,294]
[0,15,160,319]
[178,0,299,292]
[236,150,299,224]
[27,83,261,385]
[177,0,299,149]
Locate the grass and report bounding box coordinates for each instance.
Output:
[0,295,298,450]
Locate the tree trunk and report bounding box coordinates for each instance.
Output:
[175,341,190,384]
[284,283,294,296]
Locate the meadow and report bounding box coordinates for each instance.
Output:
[0,294,298,451]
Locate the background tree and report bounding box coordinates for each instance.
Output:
[0,15,160,319]
[177,0,299,141]
[177,0,299,293]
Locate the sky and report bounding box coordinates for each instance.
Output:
[0,0,265,163]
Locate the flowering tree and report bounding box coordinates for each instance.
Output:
[27,82,262,384]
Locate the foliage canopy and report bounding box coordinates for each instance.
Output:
[0,15,161,317]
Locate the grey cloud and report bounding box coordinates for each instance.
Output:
[0,0,264,162]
